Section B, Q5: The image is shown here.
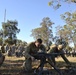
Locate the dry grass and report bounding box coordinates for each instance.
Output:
[5,56,25,61]
[56,57,76,62]
[0,56,76,75]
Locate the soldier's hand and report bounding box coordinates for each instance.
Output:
[31,56,35,61]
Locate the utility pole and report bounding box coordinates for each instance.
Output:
[3,9,6,44]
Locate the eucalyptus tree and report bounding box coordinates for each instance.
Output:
[31,17,54,46]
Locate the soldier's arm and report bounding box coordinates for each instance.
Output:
[47,44,57,53]
[40,44,46,53]
[25,45,32,59]
[47,49,51,53]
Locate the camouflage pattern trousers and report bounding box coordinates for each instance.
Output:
[23,58,32,71]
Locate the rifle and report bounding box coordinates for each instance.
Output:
[31,52,62,75]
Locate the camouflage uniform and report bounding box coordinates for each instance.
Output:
[0,45,5,66]
[23,42,46,71]
[47,44,57,65]
[1,44,5,53]
[47,44,70,65]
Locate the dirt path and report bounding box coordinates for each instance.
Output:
[0,56,76,75]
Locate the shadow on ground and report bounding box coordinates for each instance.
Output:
[0,57,76,75]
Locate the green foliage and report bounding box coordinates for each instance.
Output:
[48,0,76,9]
[2,20,20,38]
[0,20,20,45]
[0,29,3,38]
[31,17,54,46]
[22,41,27,46]
[54,36,68,48]
[0,38,3,45]
[66,45,72,51]
[5,38,13,45]
[56,11,76,48]
[16,39,27,46]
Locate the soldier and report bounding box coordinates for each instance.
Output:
[22,38,46,72]
[47,44,57,65]
[4,44,9,53]
[7,46,12,56]
[15,44,24,57]
[11,44,16,55]
[18,44,24,56]
[0,52,5,66]
[1,44,5,53]
[0,45,5,66]
[47,44,71,66]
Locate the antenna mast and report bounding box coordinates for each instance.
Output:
[3,9,6,44]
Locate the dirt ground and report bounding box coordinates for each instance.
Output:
[0,56,76,75]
